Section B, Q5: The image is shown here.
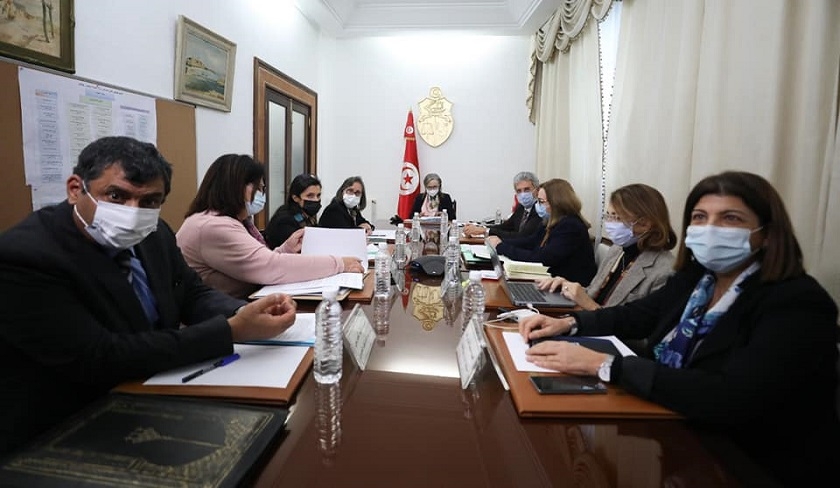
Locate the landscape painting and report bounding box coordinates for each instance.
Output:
[174,15,236,112]
[0,0,74,72]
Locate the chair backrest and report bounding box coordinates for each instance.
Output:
[594,242,611,268]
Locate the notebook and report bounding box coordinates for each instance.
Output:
[485,243,576,309]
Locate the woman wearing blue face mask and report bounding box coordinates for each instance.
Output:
[177,155,363,299]
[487,178,596,285]
[537,184,677,310]
[518,171,839,486]
[319,176,374,234]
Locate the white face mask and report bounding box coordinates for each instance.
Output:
[74,184,160,250]
[343,194,361,209]
[427,189,439,197]
[684,224,762,273]
[604,221,638,247]
[247,190,266,216]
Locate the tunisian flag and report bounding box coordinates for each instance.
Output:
[397,110,420,220]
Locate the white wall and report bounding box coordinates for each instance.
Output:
[70,1,536,222]
[74,0,323,177]
[318,34,536,223]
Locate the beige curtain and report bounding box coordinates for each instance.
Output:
[606,0,840,304]
[530,0,616,226]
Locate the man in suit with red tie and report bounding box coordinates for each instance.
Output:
[464,171,543,239]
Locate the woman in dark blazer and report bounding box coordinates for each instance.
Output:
[319,176,374,234]
[488,178,596,285]
[411,173,456,220]
[518,171,840,487]
[265,173,322,249]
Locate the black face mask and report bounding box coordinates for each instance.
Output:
[301,200,321,216]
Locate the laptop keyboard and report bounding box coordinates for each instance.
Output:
[508,282,546,303]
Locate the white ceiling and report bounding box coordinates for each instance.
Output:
[296,0,560,37]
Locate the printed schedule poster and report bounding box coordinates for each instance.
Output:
[18,67,157,209]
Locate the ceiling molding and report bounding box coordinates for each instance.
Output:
[296,0,560,37]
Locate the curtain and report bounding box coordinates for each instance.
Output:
[530,0,616,226]
[605,0,840,304]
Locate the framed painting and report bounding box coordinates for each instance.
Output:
[174,15,236,112]
[0,0,75,72]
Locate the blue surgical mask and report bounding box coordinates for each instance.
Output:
[247,191,266,216]
[516,191,535,208]
[684,224,762,273]
[605,221,638,247]
[343,194,361,209]
[534,202,548,219]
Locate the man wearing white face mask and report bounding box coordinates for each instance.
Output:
[536,184,677,311]
[464,171,543,239]
[177,155,364,299]
[518,172,839,486]
[319,176,375,234]
[0,136,299,456]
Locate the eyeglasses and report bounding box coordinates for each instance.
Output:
[603,212,640,225]
[344,189,362,196]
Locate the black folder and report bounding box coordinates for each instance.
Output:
[0,393,288,487]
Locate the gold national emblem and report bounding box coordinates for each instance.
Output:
[417,87,453,148]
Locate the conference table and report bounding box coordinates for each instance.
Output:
[251,227,765,487]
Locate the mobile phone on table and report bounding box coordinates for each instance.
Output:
[529,375,607,395]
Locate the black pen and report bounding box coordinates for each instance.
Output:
[181,353,240,383]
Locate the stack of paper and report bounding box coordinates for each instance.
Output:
[242,313,316,346]
[500,256,551,279]
[250,272,364,298]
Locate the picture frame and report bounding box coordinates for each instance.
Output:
[0,0,75,73]
[174,15,236,112]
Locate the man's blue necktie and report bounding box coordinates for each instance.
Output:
[115,249,159,326]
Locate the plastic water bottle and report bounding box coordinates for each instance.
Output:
[440,209,449,239]
[449,219,460,242]
[394,223,407,268]
[440,235,462,298]
[314,286,343,384]
[462,270,486,324]
[408,212,423,254]
[374,242,391,299]
[495,208,502,225]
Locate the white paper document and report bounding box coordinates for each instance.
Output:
[250,272,364,297]
[502,331,636,373]
[369,229,396,240]
[302,227,368,270]
[242,313,315,345]
[143,344,308,388]
[468,244,491,259]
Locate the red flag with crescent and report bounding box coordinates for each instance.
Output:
[397,110,420,220]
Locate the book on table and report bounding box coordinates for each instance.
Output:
[0,393,288,488]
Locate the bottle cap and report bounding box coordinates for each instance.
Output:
[397,223,404,229]
[322,285,339,300]
[469,270,482,282]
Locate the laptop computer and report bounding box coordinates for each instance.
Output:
[485,243,576,309]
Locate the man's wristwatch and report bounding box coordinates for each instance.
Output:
[598,355,615,382]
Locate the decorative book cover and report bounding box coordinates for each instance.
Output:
[0,393,288,487]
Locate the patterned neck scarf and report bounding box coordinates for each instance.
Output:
[421,193,439,216]
[654,261,760,368]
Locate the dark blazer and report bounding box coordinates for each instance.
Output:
[319,199,374,230]
[574,263,840,486]
[487,204,542,239]
[411,192,456,220]
[0,202,243,454]
[265,202,317,250]
[496,215,596,285]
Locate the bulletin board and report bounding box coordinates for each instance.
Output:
[0,59,197,232]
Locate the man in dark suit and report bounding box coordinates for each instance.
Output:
[464,171,542,239]
[0,136,297,455]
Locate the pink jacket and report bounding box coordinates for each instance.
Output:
[176,211,345,298]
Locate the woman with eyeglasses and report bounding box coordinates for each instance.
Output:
[487,178,596,285]
[518,171,839,486]
[537,184,677,310]
[411,173,456,220]
[319,176,375,234]
[265,173,324,249]
[176,156,364,299]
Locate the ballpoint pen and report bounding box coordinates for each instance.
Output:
[181,353,240,383]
